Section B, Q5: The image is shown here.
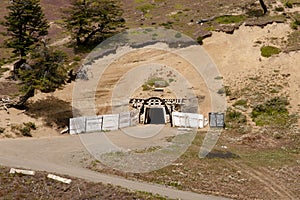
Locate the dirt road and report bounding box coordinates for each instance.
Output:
[0,135,229,200]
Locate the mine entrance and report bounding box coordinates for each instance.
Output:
[144,107,165,124]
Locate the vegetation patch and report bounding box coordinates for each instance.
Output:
[233,99,248,107]
[290,12,300,30]
[134,146,162,153]
[241,149,297,167]
[260,45,281,57]
[225,108,247,129]
[142,77,169,91]
[10,122,37,137]
[0,127,5,134]
[284,1,293,8]
[251,97,296,127]
[136,3,156,14]
[285,30,300,51]
[214,15,245,24]
[274,7,284,12]
[217,86,231,96]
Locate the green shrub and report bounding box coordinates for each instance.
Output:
[291,21,298,30]
[215,15,245,24]
[217,86,231,96]
[260,46,281,57]
[275,7,284,12]
[233,99,248,107]
[285,2,293,8]
[10,122,36,137]
[196,36,203,45]
[225,108,247,129]
[23,122,37,130]
[226,108,247,123]
[73,55,81,61]
[20,127,32,137]
[0,127,5,134]
[175,32,182,38]
[142,84,151,91]
[251,97,294,127]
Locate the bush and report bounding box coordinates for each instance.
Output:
[225,108,247,130]
[217,86,231,96]
[215,15,245,24]
[197,36,203,45]
[275,7,284,12]
[175,32,182,38]
[20,127,32,137]
[142,84,151,91]
[251,97,294,127]
[285,2,293,8]
[260,46,281,57]
[291,21,298,30]
[0,127,5,134]
[10,122,36,137]
[233,99,248,107]
[226,108,247,123]
[23,122,36,130]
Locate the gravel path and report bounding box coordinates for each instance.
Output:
[0,135,229,200]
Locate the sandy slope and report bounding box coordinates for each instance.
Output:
[203,23,300,125]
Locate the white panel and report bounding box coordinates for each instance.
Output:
[69,116,86,134]
[102,114,119,131]
[130,110,139,126]
[47,174,72,184]
[119,112,131,128]
[10,168,35,176]
[172,112,204,129]
[85,116,103,132]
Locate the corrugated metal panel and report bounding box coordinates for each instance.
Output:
[130,110,139,126]
[85,116,103,132]
[102,114,119,131]
[119,112,131,128]
[172,112,204,128]
[69,116,86,134]
[209,113,225,128]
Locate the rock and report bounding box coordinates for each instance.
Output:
[215,25,236,34]
[235,105,248,112]
[245,19,285,27]
[196,30,212,39]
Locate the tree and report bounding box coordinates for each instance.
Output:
[2,0,49,73]
[14,41,67,107]
[259,0,268,15]
[64,0,125,46]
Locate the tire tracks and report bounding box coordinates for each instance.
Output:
[228,161,297,199]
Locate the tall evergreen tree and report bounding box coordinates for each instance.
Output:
[15,41,67,107]
[64,0,125,46]
[2,0,49,72]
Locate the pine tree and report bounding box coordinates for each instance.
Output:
[15,41,67,107]
[64,0,125,46]
[2,0,49,72]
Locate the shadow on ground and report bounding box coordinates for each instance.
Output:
[25,96,75,129]
[206,150,240,159]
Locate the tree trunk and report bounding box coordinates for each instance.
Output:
[259,0,268,15]
[13,58,26,78]
[12,88,35,109]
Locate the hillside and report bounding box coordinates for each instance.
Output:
[0,0,299,199]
